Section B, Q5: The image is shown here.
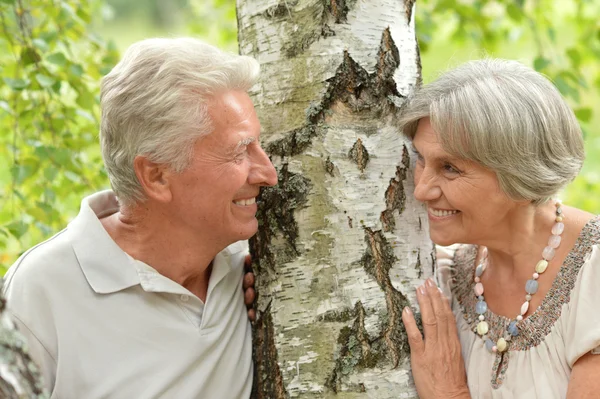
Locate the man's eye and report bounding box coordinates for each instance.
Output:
[234,152,246,163]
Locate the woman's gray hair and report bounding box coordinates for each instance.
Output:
[100,37,260,206]
[399,58,585,205]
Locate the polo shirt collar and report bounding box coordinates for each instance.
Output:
[67,191,249,295]
[68,190,140,294]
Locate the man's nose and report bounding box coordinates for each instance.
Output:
[251,147,278,187]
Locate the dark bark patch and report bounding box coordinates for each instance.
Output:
[348,138,369,172]
[251,302,288,399]
[415,248,422,279]
[268,29,404,159]
[380,146,410,232]
[361,227,411,367]
[281,2,326,58]
[325,0,358,23]
[375,27,401,99]
[262,1,297,19]
[267,125,319,158]
[405,0,416,23]
[324,156,335,176]
[250,163,311,280]
[326,301,382,393]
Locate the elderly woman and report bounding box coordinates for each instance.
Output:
[399,59,600,398]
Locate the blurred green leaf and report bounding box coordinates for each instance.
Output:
[5,221,28,240]
[35,74,56,87]
[574,107,592,122]
[47,52,68,66]
[506,4,523,22]
[21,47,41,66]
[4,78,30,90]
[533,56,550,71]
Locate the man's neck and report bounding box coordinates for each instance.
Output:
[100,206,223,302]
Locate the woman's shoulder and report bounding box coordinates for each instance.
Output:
[563,214,600,274]
[435,243,478,299]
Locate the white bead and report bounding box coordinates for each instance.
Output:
[516,315,523,321]
[479,315,485,321]
[525,294,532,301]
[542,246,556,261]
[474,276,480,283]
[474,283,484,296]
[551,222,565,235]
[533,272,539,280]
[520,301,530,315]
[548,234,561,248]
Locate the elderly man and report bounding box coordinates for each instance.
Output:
[2,38,277,398]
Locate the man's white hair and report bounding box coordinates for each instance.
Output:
[100,37,260,206]
[399,58,585,205]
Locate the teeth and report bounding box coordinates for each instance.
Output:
[234,198,256,206]
[430,208,458,217]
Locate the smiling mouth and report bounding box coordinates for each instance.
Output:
[233,197,256,206]
[429,208,460,217]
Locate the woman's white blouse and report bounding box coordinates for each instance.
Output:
[437,216,600,399]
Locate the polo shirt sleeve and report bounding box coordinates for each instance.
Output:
[3,256,59,394]
[8,311,57,392]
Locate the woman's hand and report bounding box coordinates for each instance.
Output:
[402,278,471,399]
[242,254,256,321]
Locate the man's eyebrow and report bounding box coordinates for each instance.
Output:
[233,137,256,151]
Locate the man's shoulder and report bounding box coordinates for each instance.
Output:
[4,228,77,295]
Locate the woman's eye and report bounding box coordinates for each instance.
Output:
[412,150,424,163]
[443,163,460,174]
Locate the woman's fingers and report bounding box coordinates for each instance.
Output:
[402,307,425,355]
[417,281,438,344]
[244,286,255,306]
[243,271,255,291]
[244,254,252,272]
[242,254,257,322]
[425,278,451,339]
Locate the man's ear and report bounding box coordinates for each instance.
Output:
[133,155,173,203]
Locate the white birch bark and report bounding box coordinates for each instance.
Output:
[237,1,434,397]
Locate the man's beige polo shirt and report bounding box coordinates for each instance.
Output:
[3,191,252,398]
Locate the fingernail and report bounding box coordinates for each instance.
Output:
[418,285,426,295]
[426,278,436,288]
[404,306,412,315]
[438,287,444,294]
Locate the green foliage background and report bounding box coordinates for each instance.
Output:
[1,0,599,272]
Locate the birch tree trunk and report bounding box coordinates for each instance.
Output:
[237,0,434,397]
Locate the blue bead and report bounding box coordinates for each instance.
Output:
[525,279,539,294]
[475,301,488,314]
[485,338,495,352]
[478,295,485,301]
[508,321,519,337]
[476,264,485,277]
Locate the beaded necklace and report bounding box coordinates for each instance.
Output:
[474,201,564,353]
